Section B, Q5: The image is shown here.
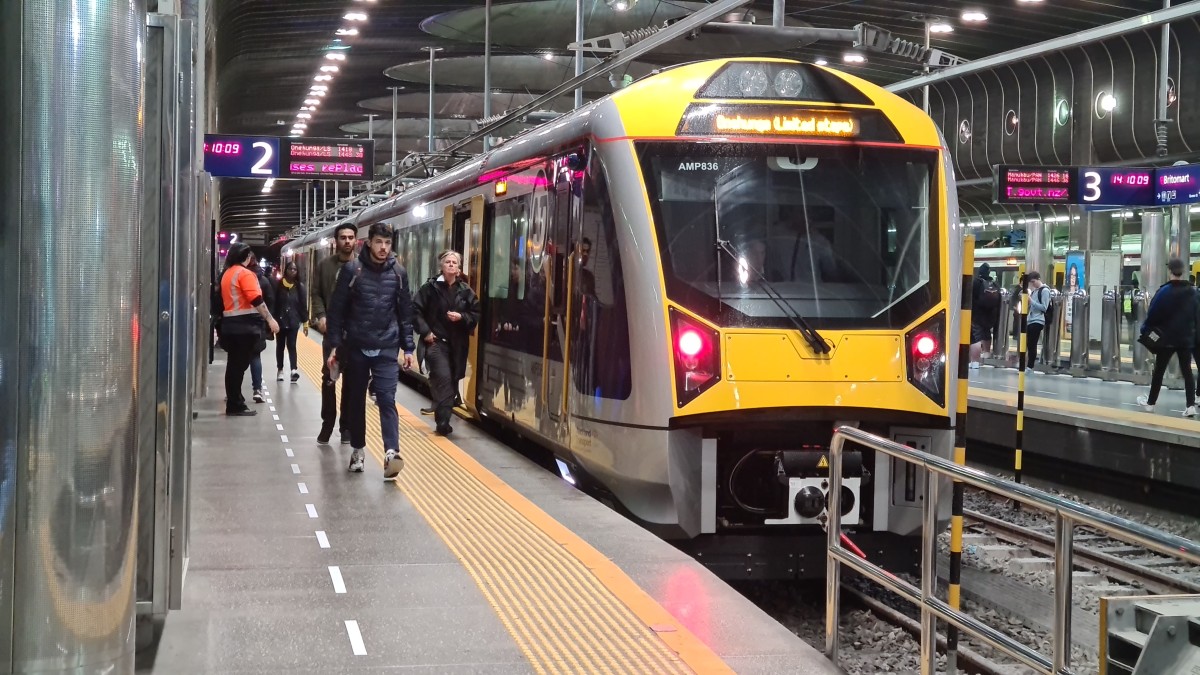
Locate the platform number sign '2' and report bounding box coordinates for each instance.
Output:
[203,135,281,179]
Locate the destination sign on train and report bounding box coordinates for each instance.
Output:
[994,163,1200,207]
[678,104,861,138]
[204,135,374,180]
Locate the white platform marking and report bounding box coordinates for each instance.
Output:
[344,620,367,655]
[273,414,280,421]
[285,448,294,457]
[316,530,330,549]
[291,463,301,475]
[298,482,309,494]
[280,435,289,443]
[306,504,318,519]
[269,406,276,412]
[328,566,346,594]
[276,424,285,431]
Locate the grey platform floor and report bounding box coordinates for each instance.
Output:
[969,365,1197,419]
[136,354,839,674]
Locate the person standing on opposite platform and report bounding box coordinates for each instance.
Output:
[1137,258,1198,417]
[969,263,1001,368]
[1025,271,1050,368]
[311,223,357,445]
[273,261,308,383]
[325,222,417,476]
[219,242,279,416]
[414,250,481,435]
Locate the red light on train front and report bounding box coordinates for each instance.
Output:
[671,309,720,407]
[906,313,946,407]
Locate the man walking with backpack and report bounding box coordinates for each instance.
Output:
[1137,258,1197,417]
[325,223,417,476]
[970,263,1001,367]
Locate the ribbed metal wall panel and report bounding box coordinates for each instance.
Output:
[7,0,145,672]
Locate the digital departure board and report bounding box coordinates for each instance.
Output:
[279,139,374,180]
[204,135,374,180]
[993,166,1077,204]
[994,163,1200,207]
[1155,164,1200,206]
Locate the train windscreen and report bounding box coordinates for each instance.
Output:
[638,142,940,329]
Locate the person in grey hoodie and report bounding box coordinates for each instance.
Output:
[1025,271,1051,367]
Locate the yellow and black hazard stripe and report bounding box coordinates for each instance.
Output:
[947,235,975,656]
[1015,263,1028,488]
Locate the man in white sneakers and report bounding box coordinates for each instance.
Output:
[325,223,417,476]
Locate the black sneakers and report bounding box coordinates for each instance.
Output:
[227,408,256,417]
[420,406,434,416]
[317,425,332,444]
[340,429,351,445]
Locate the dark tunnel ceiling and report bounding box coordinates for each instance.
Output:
[214,0,1170,238]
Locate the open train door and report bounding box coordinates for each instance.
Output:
[443,196,485,414]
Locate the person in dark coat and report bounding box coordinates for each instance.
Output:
[249,254,275,403]
[273,261,308,383]
[326,222,417,477]
[414,250,481,436]
[1137,258,1197,417]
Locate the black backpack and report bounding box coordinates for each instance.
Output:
[1037,286,1054,325]
[977,279,1001,311]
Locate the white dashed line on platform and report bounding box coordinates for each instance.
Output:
[305,504,318,518]
[298,482,309,494]
[316,530,330,549]
[280,435,289,443]
[276,424,285,431]
[328,566,346,594]
[291,464,301,474]
[285,448,294,457]
[344,620,367,655]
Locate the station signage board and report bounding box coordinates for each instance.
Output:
[204,135,374,181]
[994,163,1200,207]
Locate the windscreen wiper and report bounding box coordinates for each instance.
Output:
[714,237,831,356]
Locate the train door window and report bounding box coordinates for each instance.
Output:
[571,151,632,400]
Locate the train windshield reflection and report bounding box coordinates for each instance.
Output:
[640,142,939,329]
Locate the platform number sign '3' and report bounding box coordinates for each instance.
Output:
[1082,170,1102,203]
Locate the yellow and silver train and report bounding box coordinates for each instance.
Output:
[285,57,961,579]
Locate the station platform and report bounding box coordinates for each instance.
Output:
[136,335,837,674]
[966,366,1200,496]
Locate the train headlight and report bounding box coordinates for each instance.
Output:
[670,308,720,407]
[905,312,947,407]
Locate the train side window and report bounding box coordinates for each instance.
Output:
[571,152,632,400]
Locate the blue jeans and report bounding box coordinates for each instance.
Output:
[250,353,263,391]
[342,347,400,451]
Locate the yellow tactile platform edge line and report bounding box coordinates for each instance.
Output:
[297,336,732,675]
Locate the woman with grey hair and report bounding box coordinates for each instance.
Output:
[413,250,481,435]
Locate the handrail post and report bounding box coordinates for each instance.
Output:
[825,432,846,663]
[1053,514,1074,673]
[920,468,941,675]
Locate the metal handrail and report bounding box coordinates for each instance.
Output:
[825,425,1200,675]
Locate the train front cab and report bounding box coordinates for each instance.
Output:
[592,59,959,579]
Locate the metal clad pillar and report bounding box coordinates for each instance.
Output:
[1025,215,1052,277]
[574,0,584,109]
[1142,212,1166,295]
[2,0,144,672]
[484,0,493,149]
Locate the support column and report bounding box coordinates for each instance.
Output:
[1025,215,1053,277]
[1142,212,1166,293]
[574,0,584,109]
[1,0,144,672]
[484,0,493,150]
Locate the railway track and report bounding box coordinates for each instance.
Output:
[964,508,1200,596]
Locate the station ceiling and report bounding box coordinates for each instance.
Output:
[213,0,1170,240]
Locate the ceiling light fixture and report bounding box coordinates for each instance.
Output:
[961,10,987,22]
[605,0,636,10]
[343,12,368,21]
[309,90,326,97]
[304,98,321,105]
[293,123,308,129]
[325,52,346,61]
[320,65,339,73]
[1017,0,1043,3]
[297,112,312,119]
[815,58,828,66]
[929,22,954,33]
[310,85,328,92]
[843,53,866,64]
[336,28,359,37]
[542,52,555,60]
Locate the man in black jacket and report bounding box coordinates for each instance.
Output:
[414,250,481,435]
[310,223,357,445]
[1137,258,1197,417]
[326,223,417,476]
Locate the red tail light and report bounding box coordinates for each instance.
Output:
[678,330,704,358]
[914,334,937,357]
[670,309,720,407]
